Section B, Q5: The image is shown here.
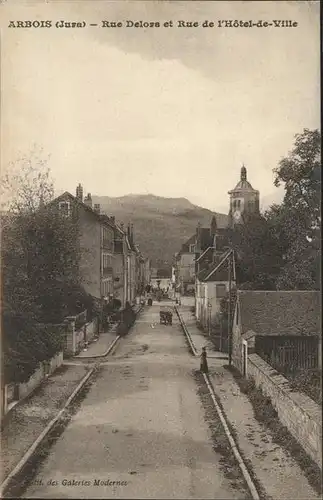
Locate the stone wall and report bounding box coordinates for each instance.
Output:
[85,316,98,343]
[64,316,99,356]
[48,352,64,374]
[247,353,322,469]
[18,364,46,400]
[64,317,76,355]
[3,351,64,416]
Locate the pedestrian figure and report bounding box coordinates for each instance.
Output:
[200,346,209,374]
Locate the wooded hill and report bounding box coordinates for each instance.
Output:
[92,194,228,267]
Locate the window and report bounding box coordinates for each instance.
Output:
[58,201,70,217]
[102,253,113,271]
[102,227,113,250]
[216,284,226,298]
[189,244,196,253]
[102,279,113,297]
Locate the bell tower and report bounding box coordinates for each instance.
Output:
[228,165,259,225]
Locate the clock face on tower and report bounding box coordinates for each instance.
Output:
[233,210,241,221]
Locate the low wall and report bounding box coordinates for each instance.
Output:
[74,326,85,353]
[19,364,45,400]
[19,351,64,400]
[48,352,64,374]
[65,316,99,356]
[3,351,64,414]
[247,353,322,469]
[85,317,98,343]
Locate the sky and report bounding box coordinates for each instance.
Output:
[1,0,320,214]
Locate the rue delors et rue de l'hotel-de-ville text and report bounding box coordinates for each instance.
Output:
[7,19,299,29]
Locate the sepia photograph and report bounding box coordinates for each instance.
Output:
[0,0,321,498]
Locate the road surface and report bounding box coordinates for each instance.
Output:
[22,303,249,499]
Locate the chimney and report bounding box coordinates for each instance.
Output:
[84,193,92,208]
[76,183,83,202]
[130,223,134,244]
[93,203,100,214]
[120,222,124,231]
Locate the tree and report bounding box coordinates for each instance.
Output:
[228,129,321,291]
[273,128,321,231]
[1,146,54,214]
[271,129,321,289]
[228,212,285,290]
[1,150,90,383]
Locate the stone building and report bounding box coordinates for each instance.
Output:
[228,165,260,226]
[52,184,115,304]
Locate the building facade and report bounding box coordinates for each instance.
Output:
[195,245,236,331]
[174,165,259,294]
[51,184,148,310]
[174,165,259,332]
[54,186,115,303]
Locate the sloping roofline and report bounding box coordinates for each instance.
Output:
[204,248,236,281]
[49,191,117,230]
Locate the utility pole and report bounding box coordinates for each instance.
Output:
[208,301,212,337]
[228,249,232,366]
[219,312,223,352]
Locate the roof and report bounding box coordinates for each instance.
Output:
[180,234,196,253]
[197,249,236,283]
[196,228,230,268]
[196,246,213,263]
[237,290,321,336]
[179,216,229,256]
[228,166,259,194]
[49,192,117,229]
[214,229,229,251]
[205,249,235,282]
[230,179,256,192]
[200,227,213,251]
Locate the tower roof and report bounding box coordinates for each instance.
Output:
[228,165,258,194]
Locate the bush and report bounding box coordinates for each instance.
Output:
[2,307,64,384]
[2,291,68,384]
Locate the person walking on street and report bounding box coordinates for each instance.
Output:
[200,346,209,374]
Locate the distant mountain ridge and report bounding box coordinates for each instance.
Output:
[92,194,229,266]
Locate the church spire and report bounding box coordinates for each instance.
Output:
[241,164,247,181]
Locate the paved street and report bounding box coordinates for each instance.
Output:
[22,304,249,499]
